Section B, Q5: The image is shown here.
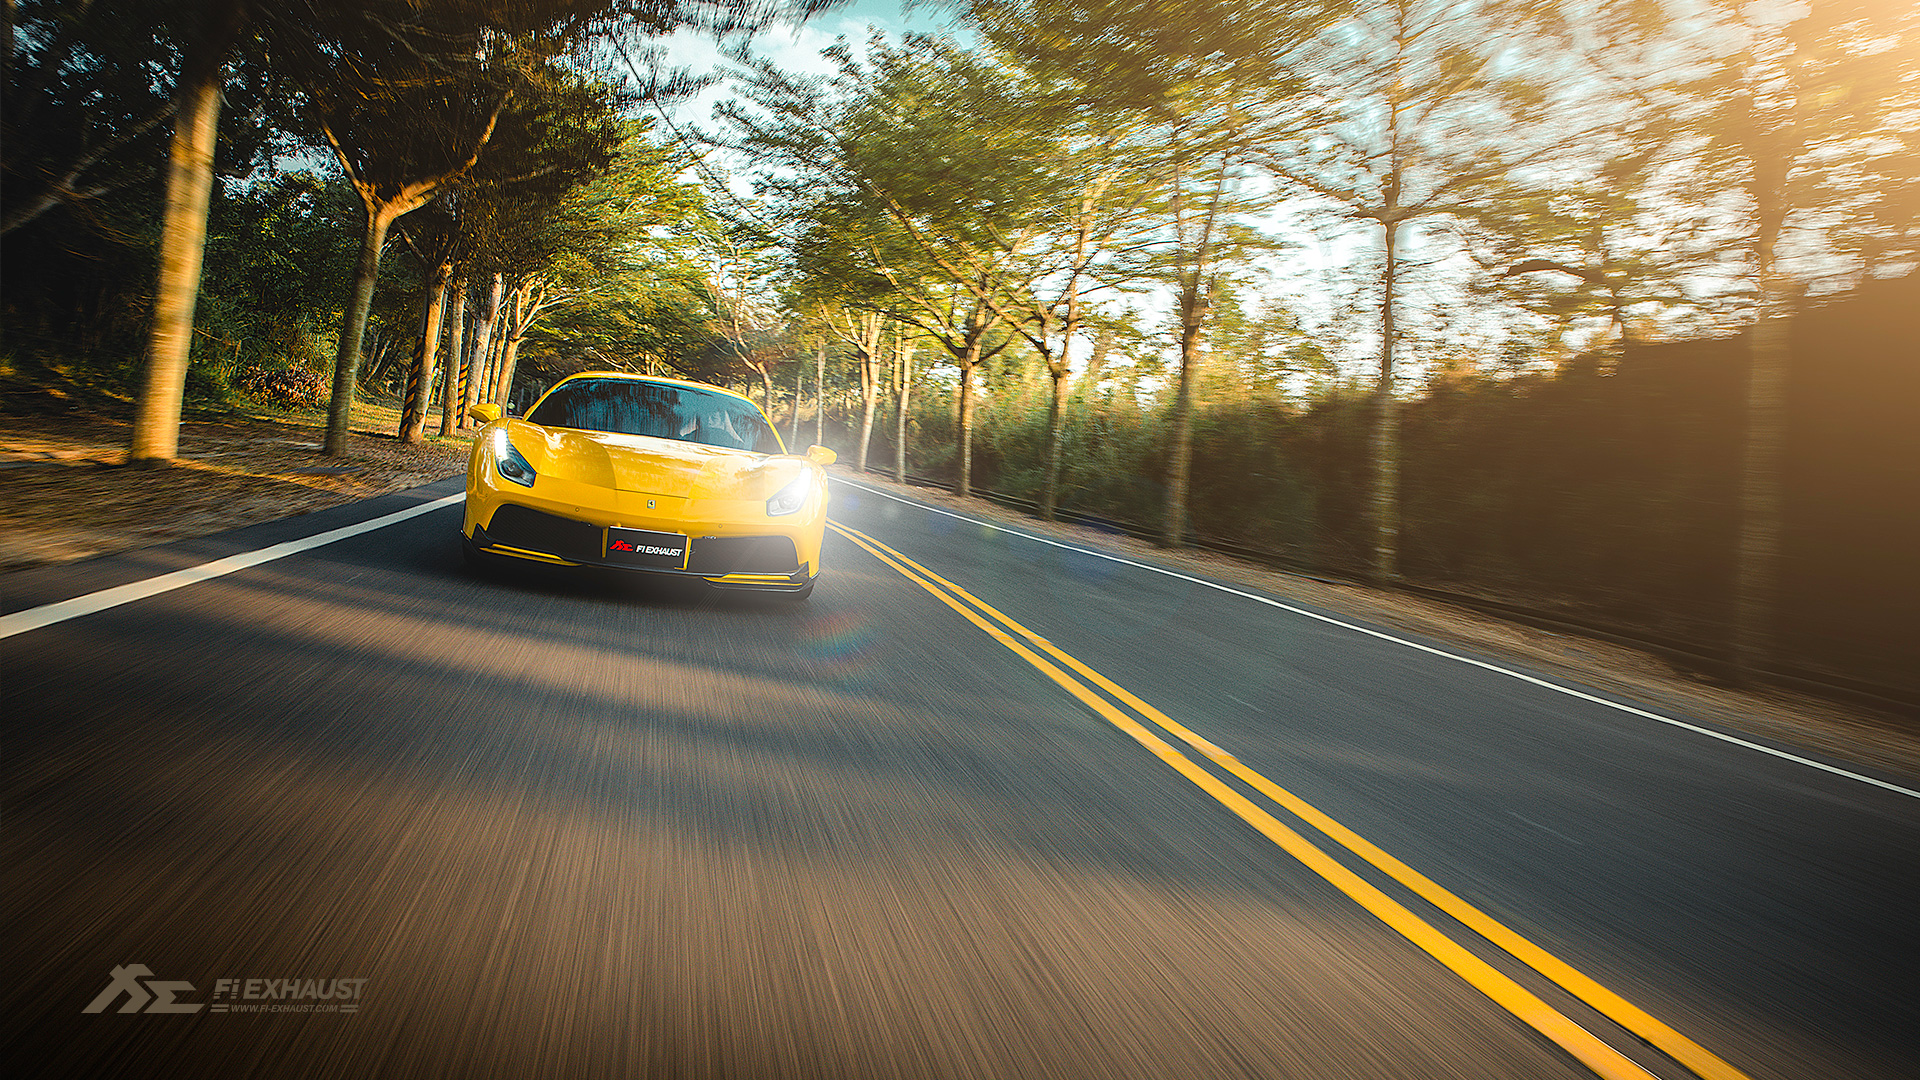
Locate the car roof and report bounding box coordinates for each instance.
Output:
[546,371,755,405]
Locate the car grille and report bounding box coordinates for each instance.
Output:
[687,535,800,575]
[484,505,603,562]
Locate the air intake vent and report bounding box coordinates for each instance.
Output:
[485,505,602,562]
[687,536,800,575]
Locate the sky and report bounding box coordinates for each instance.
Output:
[648,0,951,121]
[632,0,950,200]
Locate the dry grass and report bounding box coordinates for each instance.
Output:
[0,398,473,571]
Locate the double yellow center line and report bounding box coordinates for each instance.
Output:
[829,520,1751,1080]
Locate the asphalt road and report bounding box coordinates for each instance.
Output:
[3,473,1917,1079]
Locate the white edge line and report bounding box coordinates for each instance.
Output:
[832,476,1920,802]
[1,493,466,640]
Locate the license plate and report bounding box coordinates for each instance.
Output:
[605,528,688,569]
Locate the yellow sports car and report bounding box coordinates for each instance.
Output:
[462,372,834,599]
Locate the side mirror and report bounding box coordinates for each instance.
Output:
[467,403,502,425]
[806,445,836,466]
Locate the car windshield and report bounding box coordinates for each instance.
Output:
[527,378,784,454]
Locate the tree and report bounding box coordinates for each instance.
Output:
[1197,288,1335,401]
[880,56,1166,517]
[123,0,517,463]
[461,273,508,421]
[720,34,1071,495]
[998,152,1162,520]
[492,275,547,406]
[1492,0,1920,675]
[408,264,455,440]
[790,345,810,447]
[441,66,634,415]
[1472,2,1748,357]
[497,124,705,401]
[393,201,462,442]
[890,321,920,482]
[439,278,470,437]
[3,0,185,237]
[821,34,1162,515]
[1261,0,1574,580]
[128,0,250,465]
[289,12,533,455]
[1153,143,1285,546]
[812,333,827,448]
[961,0,1334,541]
[694,219,791,411]
[824,308,886,471]
[118,0,823,464]
[1694,0,1920,678]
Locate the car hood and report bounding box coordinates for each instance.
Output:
[505,420,807,499]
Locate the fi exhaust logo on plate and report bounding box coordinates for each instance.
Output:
[83,965,368,1014]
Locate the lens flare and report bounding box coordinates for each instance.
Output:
[799,610,882,683]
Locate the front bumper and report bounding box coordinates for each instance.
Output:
[465,504,817,592]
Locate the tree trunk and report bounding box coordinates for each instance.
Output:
[1160,153,1227,547]
[323,204,396,457]
[1085,325,1113,385]
[1728,100,1797,683]
[491,284,526,408]
[438,279,467,437]
[488,298,510,400]
[1369,221,1402,584]
[1732,267,1791,682]
[1161,298,1202,546]
[895,339,914,484]
[814,342,827,449]
[364,330,398,388]
[790,363,805,448]
[129,62,224,465]
[400,263,450,443]
[128,0,246,464]
[457,298,481,423]
[955,344,979,498]
[841,313,884,471]
[473,326,491,411]
[494,283,530,412]
[497,335,524,410]
[1039,366,1068,521]
[856,380,878,474]
[463,273,503,419]
[483,319,507,403]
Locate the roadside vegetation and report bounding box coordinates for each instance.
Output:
[3,0,1915,701]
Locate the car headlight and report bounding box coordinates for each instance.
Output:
[766,472,812,516]
[492,427,536,488]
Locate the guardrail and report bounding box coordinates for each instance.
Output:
[859,466,1919,719]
